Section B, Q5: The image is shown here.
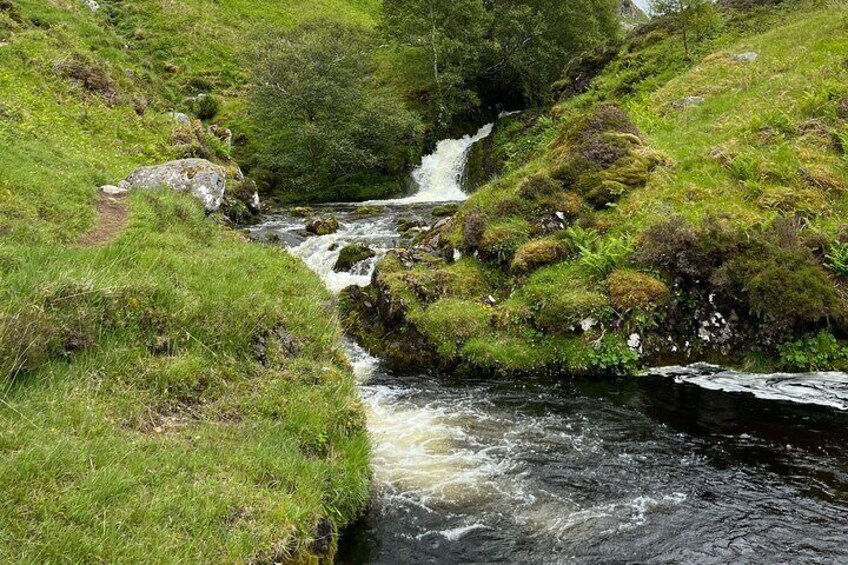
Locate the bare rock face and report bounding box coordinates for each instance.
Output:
[108,159,228,212]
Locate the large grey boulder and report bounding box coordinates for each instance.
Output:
[107,159,228,212]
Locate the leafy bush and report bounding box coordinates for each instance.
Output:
[192,94,219,120]
[250,21,423,199]
[587,334,640,376]
[778,332,848,371]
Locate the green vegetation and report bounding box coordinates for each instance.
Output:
[381,0,621,132]
[248,21,423,201]
[0,0,375,561]
[344,0,848,376]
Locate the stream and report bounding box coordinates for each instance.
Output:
[248,124,848,564]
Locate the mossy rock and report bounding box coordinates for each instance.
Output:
[290,206,313,218]
[334,244,375,272]
[350,205,385,218]
[607,269,670,312]
[305,216,340,236]
[533,289,612,334]
[511,238,570,273]
[433,203,459,217]
[414,298,492,359]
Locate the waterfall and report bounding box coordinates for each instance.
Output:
[371,122,494,204]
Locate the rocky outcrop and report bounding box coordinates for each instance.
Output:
[334,244,375,272]
[305,216,340,236]
[103,159,228,212]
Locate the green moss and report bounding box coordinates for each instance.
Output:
[334,244,375,272]
[606,269,669,312]
[511,237,570,273]
[479,217,531,262]
[413,298,492,359]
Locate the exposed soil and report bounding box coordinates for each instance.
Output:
[75,192,128,247]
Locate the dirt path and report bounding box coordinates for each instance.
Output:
[75,192,129,248]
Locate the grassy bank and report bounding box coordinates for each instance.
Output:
[1,1,373,561]
[344,0,848,376]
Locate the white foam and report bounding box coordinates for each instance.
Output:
[651,364,848,411]
[370,123,494,205]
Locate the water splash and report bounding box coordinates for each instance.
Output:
[370,123,494,204]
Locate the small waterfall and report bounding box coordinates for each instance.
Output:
[372,122,494,204]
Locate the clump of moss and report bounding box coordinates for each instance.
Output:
[607,269,670,312]
[517,173,563,199]
[414,298,492,358]
[549,105,659,209]
[334,244,375,272]
[511,238,570,273]
[480,217,531,262]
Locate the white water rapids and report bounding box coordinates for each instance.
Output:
[248,123,848,564]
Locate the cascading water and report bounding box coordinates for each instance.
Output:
[248,123,848,564]
[370,123,493,204]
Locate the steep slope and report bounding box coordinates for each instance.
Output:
[0,1,373,561]
[343,0,848,376]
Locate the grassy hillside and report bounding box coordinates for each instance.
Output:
[0,0,374,561]
[343,0,848,376]
[0,0,379,244]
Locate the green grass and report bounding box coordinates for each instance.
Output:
[0,192,370,563]
[0,0,377,560]
[348,0,848,376]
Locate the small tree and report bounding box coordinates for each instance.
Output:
[251,22,423,197]
[651,0,720,59]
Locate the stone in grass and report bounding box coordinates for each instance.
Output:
[733,51,758,63]
[109,158,228,212]
[333,244,375,272]
[305,216,340,236]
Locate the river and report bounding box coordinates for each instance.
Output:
[247,124,848,564]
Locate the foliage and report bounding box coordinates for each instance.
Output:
[650,0,724,58]
[250,21,423,199]
[778,332,848,371]
[586,334,641,375]
[381,0,620,130]
[825,242,848,276]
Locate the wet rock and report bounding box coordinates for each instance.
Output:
[290,206,313,218]
[115,158,228,212]
[305,216,339,236]
[309,517,334,557]
[397,216,426,233]
[334,244,375,272]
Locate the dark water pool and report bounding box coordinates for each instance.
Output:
[338,359,848,565]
